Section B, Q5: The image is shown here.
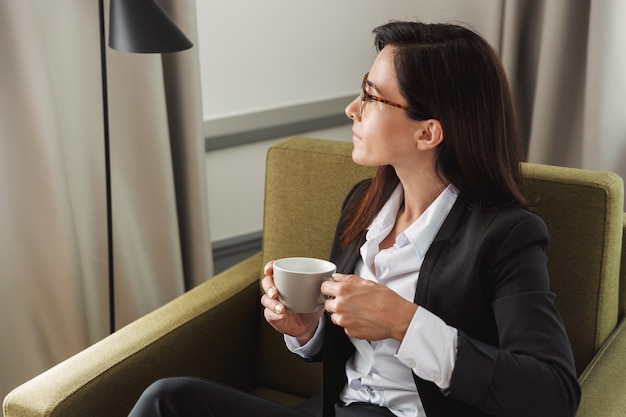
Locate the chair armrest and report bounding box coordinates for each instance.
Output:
[619,213,626,319]
[3,253,263,417]
[576,318,626,416]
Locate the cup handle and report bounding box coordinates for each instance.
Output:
[316,293,327,305]
[316,275,335,305]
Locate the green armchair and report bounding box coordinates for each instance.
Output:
[4,137,626,417]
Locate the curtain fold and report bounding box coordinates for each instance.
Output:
[0,0,212,400]
[159,0,213,291]
[501,0,626,182]
[582,0,626,174]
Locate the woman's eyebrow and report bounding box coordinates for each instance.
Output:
[365,78,380,93]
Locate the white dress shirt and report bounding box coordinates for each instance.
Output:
[286,184,460,417]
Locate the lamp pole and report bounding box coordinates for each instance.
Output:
[98,0,116,334]
[96,0,192,334]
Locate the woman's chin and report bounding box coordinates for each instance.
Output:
[351,149,378,167]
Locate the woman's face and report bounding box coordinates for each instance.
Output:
[345,46,426,169]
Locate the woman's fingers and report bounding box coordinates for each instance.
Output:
[261,260,287,320]
[261,275,278,298]
[321,273,346,296]
[261,288,284,313]
[261,260,277,299]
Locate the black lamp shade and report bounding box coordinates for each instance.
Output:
[109,0,193,53]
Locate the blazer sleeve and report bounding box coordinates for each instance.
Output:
[447,213,581,417]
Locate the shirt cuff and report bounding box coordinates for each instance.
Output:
[284,316,326,359]
[396,306,458,389]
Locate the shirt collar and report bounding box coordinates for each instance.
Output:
[362,184,459,267]
[402,184,459,259]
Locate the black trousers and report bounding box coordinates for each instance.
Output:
[127,377,396,417]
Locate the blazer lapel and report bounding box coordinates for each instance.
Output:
[332,241,361,275]
[414,198,466,304]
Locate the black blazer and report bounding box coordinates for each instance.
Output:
[316,180,581,417]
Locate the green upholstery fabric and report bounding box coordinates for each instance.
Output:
[4,137,626,417]
[256,138,375,400]
[522,163,624,374]
[3,253,264,417]
[577,320,626,416]
[622,213,626,318]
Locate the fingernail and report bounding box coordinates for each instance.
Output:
[275,304,284,314]
[267,287,276,298]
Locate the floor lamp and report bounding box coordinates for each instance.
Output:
[98,0,192,334]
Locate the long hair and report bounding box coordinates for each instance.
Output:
[340,21,529,248]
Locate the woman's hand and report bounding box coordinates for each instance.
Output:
[261,261,325,345]
[321,273,417,341]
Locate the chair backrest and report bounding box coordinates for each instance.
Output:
[257,137,374,398]
[258,137,624,396]
[522,163,624,374]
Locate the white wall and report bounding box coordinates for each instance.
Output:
[196,0,504,120]
[205,124,352,241]
[197,0,505,242]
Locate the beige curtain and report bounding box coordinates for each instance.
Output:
[0,0,212,400]
[500,0,626,181]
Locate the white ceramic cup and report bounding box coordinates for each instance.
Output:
[272,257,336,313]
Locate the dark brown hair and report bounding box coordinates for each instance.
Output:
[341,21,529,248]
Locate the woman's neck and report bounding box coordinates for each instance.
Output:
[396,169,449,222]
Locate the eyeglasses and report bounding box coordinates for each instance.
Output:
[358,73,432,120]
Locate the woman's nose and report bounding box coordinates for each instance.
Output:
[345,96,360,121]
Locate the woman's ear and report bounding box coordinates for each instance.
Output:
[415,119,444,150]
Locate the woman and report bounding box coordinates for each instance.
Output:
[262,20,580,417]
[128,21,580,417]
